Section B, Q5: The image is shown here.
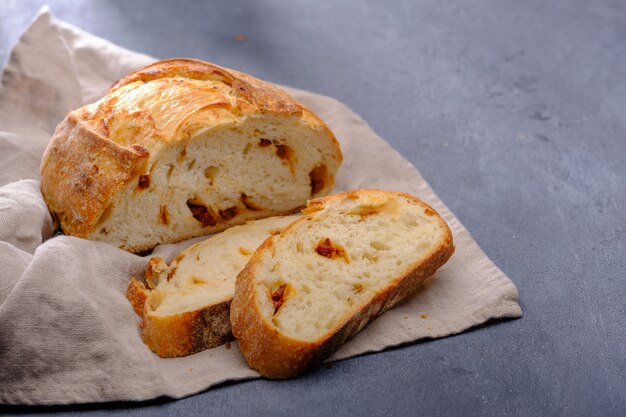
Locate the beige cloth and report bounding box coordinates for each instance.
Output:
[0,9,522,405]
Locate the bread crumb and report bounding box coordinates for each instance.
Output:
[234,34,248,42]
[225,342,231,349]
[420,313,428,319]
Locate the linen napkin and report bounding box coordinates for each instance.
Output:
[0,8,522,405]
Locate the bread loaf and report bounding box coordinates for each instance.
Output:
[40,59,342,252]
[230,189,454,378]
[127,215,300,357]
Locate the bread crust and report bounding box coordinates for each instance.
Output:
[230,189,455,378]
[40,58,342,249]
[40,114,149,238]
[127,278,233,357]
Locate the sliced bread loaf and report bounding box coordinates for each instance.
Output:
[40,58,341,252]
[128,215,300,357]
[230,189,454,378]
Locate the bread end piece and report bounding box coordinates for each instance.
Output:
[127,275,233,358]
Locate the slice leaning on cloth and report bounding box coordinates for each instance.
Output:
[128,215,300,357]
[230,189,455,378]
[40,58,342,252]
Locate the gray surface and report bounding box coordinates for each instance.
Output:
[0,0,624,416]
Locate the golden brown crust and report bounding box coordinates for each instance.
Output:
[127,277,234,357]
[40,58,342,249]
[127,278,149,316]
[40,114,149,238]
[230,189,455,378]
[111,58,301,116]
[139,300,233,357]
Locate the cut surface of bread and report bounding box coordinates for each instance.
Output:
[230,189,454,378]
[40,58,341,252]
[127,215,300,357]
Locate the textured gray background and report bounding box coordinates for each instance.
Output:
[1,0,625,416]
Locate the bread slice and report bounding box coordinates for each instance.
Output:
[128,215,300,357]
[230,189,454,378]
[40,58,342,252]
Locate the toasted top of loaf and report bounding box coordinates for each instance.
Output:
[231,189,454,378]
[40,59,341,251]
[127,215,300,357]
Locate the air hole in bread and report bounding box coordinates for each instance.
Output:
[187,159,196,170]
[363,252,378,262]
[239,247,252,256]
[243,143,253,155]
[424,208,436,216]
[417,242,431,252]
[192,276,205,285]
[259,138,271,147]
[187,198,217,227]
[241,193,263,211]
[369,240,390,251]
[309,164,327,196]
[166,164,175,179]
[204,165,219,185]
[219,206,238,220]
[137,174,150,191]
[349,206,379,218]
[158,205,170,225]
